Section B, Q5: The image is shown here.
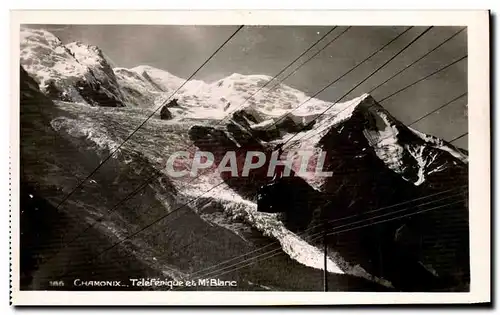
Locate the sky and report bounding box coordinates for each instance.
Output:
[26,25,468,149]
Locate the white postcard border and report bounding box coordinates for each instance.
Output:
[9,9,490,305]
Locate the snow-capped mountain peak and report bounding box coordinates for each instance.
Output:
[20,27,126,107]
[65,41,109,69]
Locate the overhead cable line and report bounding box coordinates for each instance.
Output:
[368,27,466,94]
[181,186,466,281]
[218,26,344,124]
[180,194,465,284]
[378,55,467,103]
[296,55,467,146]
[280,26,433,148]
[245,26,414,138]
[265,27,351,92]
[256,27,466,146]
[449,132,468,143]
[408,93,467,126]
[211,200,464,282]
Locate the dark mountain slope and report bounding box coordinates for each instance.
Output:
[21,66,388,291]
[186,93,469,291]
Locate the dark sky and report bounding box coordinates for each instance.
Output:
[26,25,468,149]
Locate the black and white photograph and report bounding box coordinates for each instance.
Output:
[10,10,490,305]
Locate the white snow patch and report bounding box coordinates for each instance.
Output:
[50,116,121,153]
[409,127,468,163]
[250,119,275,130]
[183,185,345,274]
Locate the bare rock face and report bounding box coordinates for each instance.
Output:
[160,105,173,120]
[165,99,180,108]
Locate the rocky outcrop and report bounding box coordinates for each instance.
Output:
[160,105,173,120]
[230,110,279,141]
[165,99,180,108]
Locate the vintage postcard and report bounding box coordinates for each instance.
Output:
[10,10,490,305]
